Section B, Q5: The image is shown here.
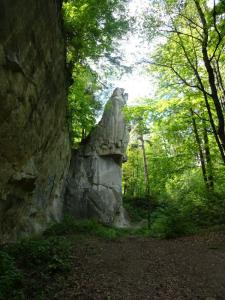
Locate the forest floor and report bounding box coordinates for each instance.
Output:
[50,231,225,300]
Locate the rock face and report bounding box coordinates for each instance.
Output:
[0,0,70,242]
[64,88,129,226]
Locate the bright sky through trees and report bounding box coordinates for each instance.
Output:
[208,0,219,7]
[114,0,219,105]
[114,0,155,105]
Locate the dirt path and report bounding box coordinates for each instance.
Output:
[54,232,225,299]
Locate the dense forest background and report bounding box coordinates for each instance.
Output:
[65,0,225,238]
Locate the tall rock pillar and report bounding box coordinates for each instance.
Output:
[64,88,129,226]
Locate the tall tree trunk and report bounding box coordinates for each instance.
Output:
[82,128,86,140]
[213,61,225,110]
[194,0,225,150]
[136,153,140,197]
[203,119,214,190]
[139,135,151,228]
[190,108,209,189]
[203,93,225,164]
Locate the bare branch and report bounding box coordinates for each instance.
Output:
[193,110,210,122]
[178,12,203,30]
[160,29,202,42]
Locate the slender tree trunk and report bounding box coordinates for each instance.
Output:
[139,136,149,194]
[202,52,225,148]
[198,84,225,165]
[82,128,86,140]
[202,91,225,165]
[190,108,209,189]
[139,135,151,228]
[123,183,127,197]
[203,119,214,190]
[136,153,140,197]
[131,167,135,197]
[213,61,225,110]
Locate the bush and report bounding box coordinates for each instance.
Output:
[0,251,23,300]
[0,235,73,299]
[148,185,225,239]
[149,205,197,238]
[123,196,158,222]
[7,237,72,274]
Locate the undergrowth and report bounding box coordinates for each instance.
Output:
[0,216,147,300]
[124,190,225,239]
[45,217,149,239]
[0,235,72,300]
[2,210,225,299]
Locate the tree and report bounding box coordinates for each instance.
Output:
[62,0,131,146]
[144,0,225,164]
[63,0,130,63]
[67,64,102,146]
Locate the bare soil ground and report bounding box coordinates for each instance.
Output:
[54,232,225,300]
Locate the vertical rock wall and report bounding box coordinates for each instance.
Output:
[0,0,71,242]
[64,88,129,226]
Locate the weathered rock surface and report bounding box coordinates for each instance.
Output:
[64,88,129,226]
[0,0,70,242]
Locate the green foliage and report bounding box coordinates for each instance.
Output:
[67,64,102,145]
[45,216,128,240]
[1,215,152,300]
[0,235,72,299]
[63,0,131,146]
[123,197,148,222]
[149,205,196,239]
[63,0,130,62]
[7,238,71,274]
[123,91,225,238]
[149,188,225,239]
[0,251,23,300]
[124,159,225,239]
[144,0,225,163]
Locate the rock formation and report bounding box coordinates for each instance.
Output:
[0,0,70,242]
[0,1,129,243]
[64,88,129,226]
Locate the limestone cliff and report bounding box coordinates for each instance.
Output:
[64,88,129,226]
[0,0,71,242]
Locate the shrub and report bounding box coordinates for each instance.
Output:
[149,205,197,239]
[123,196,157,222]
[7,237,71,274]
[0,235,73,299]
[0,251,23,300]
